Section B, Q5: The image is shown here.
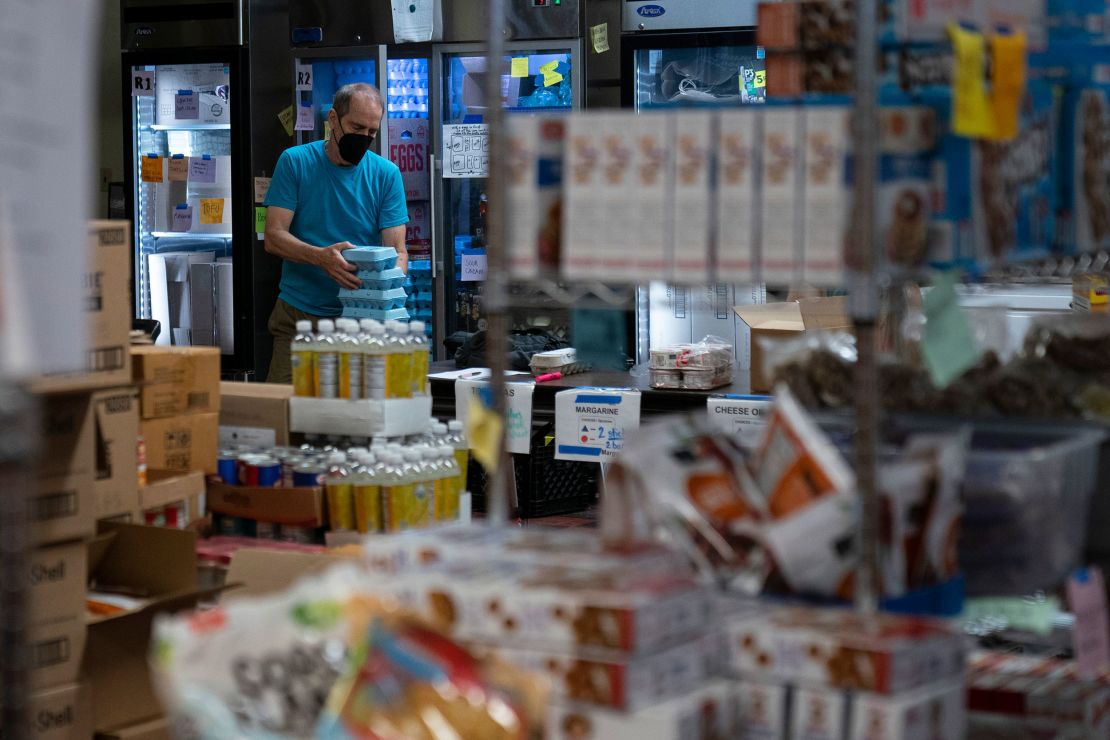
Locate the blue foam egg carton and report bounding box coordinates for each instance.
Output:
[338,287,408,310]
[341,306,410,322]
[358,267,405,289]
[344,246,398,271]
[409,260,432,276]
[412,308,433,322]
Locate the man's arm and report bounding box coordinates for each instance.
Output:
[381,225,408,274]
[264,205,361,290]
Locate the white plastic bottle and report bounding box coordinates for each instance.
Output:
[380,451,414,532]
[439,446,462,522]
[447,419,469,487]
[361,321,388,400]
[405,447,432,529]
[315,320,339,399]
[385,322,413,399]
[409,321,430,396]
[425,445,448,523]
[352,451,381,534]
[431,422,450,448]
[325,451,354,531]
[337,320,363,400]
[291,320,316,397]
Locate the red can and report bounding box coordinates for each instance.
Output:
[238,454,261,486]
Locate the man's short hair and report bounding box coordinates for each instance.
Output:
[333,83,384,118]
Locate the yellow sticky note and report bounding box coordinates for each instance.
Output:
[590,22,609,54]
[543,70,564,88]
[277,105,295,137]
[754,69,766,89]
[200,198,225,225]
[511,57,529,78]
[540,60,559,74]
[323,120,331,143]
[466,393,503,474]
[255,206,266,233]
[140,156,163,183]
[989,31,1027,141]
[948,23,994,139]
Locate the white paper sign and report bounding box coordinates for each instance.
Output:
[132,69,155,97]
[392,0,440,43]
[454,377,534,454]
[555,388,641,463]
[295,104,314,131]
[171,206,193,233]
[443,123,489,178]
[254,176,271,203]
[220,425,277,449]
[188,157,216,184]
[707,394,773,447]
[461,253,487,282]
[175,89,199,120]
[295,63,313,91]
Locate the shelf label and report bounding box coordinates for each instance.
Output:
[132,69,155,97]
[168,155,188,182]
[277,105,295,137]
[171,205,193,232]
[175,89,199,120]
[455,377,534,454]
[295,63,313,91]
[199,198,224,225]
[443,123,488,178]
[254,176,271,203]
[555,388,641,463]
[295,103,314,131]
[461,252,487,282]
[140,155,163,183]
[188,156,216,184]
[707,394,773,447]
[511,57,529,78]
[255,206,267,234]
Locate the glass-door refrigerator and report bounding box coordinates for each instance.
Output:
[620,0,767,377]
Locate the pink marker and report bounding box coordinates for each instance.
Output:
[535,371,563,383]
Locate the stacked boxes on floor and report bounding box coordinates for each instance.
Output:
[130,345,220,524]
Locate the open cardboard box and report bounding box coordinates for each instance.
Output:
[84,522,228,732]
[219,381,293,447]
[139,469,205,515]
[206,478,324,528]
[734,297,850,393]
[224,547,353,601]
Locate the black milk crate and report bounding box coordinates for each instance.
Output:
[466,423,598,519]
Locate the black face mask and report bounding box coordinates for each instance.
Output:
[335,115,372,165]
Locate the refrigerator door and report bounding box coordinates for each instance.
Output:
[433,42,582,352]
[127,56,244,358]
[293,51,385,148]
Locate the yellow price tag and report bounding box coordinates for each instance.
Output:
[948,23,994,139]
[754,69,766,89]
[140,156,163,183]
[511,57,529,78]
[200,198,225,225]
[540,60,559,74]
[543,70,564,88]
[277,105,295,137]
[255,206,266,234]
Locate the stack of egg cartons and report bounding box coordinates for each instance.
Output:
[338,247,409,322]
[407,257,433,326]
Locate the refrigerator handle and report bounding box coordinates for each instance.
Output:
[430,153,439,280]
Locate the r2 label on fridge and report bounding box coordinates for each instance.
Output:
[555,389,641,463]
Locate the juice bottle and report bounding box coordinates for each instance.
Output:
[380,452,413,532]
[426,445,448,522]
[315,320,339,399]
[405,447,431,529]
[431,422,450,449]
[439,446,462,521]
[337,319,362,400]
[409,320,430,396]
[325,451,354,531]
[361,321,388,400]
[352,451,382,534]
[385,322,413,399]
[291,320,316,397]
[447,420,469,486]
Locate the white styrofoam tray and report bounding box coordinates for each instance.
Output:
[289,395,432,437]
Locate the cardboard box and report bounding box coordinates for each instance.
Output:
[28,540,87,625]
[761,107,804,286]
[29,682,92,740]
[96,716,172,740]
[803,106,851,287]
[32,221,132,394]
[849,680,966,740]
[140,412,219,475]
[34,393,96,546]
[84,522,223,731]
[139,470,205,515]
[737,678,789,740]
[287,395,431,437]
[734,297,851,392]
[29,617,87,689]
[131,346,221,420]
[790,685,849,740]
[206,479,324,527]
[223,547,350,600]
[94,387,140,520]
[32,470,95,548]
[672,111,714,282]
[219,381,292,447]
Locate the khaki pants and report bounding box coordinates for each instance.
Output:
[267,299,326,384]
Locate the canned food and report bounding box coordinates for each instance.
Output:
[164,502,186,529]
[144,509,166,527]
[278,525,316,544]
[218,450,239,485]
[293,462,327,488]
[281,456,301,488]
[255,457,282,488]
[214,513,241,536]
[255,521,280,540]
[238,454,260,486]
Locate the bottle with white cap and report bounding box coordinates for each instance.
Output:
[315,320,339,399]
[385,322,413,399]
[407,446,433,528]
[325,451,353,531]
[351,451,381,534]
[337,319,363,400]
[447,419,469,485]
[438,446,462,521]
[291,320,316,397]
[361,320,388,400]
[409,321,429,396]
[380,451,414,532]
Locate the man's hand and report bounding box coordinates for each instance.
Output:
[396,250,408,275]
[316,242,361,290]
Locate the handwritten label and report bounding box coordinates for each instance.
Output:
[540,60,559,74]
[199,198,225,225]
[590,23,609,54]
[132,69,155,97]
[255,206,267,234]
[555,388,642,463]
[455,378,534,454]
[511,57,530,78]
[140,155,163,183]
[278,105,295,137]
[754,69,767,89]
[295,63,313,91]
[543,70,564,87]
[707,395,773,447]
[295,104,314,131]
[171,205,193,233]
[443,123,489,178]
[254,176,271,203]
[188,156,216,184]
[461,252,487,282]
[168,156,188,181]
[1069,567,1110,678]
[175,89,199,120]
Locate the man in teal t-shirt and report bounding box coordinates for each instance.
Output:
[263,82,408,382]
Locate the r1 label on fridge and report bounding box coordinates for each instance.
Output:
[555,388,641,463]
[707,395,772,446]
[132,70,155,97]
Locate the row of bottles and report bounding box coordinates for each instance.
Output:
[292,318,429,400]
